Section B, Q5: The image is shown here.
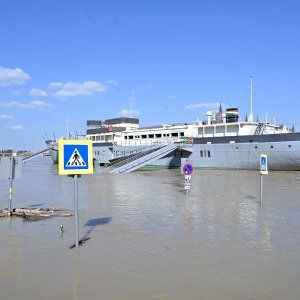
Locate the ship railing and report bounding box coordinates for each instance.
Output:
[113,137,193,147]
[254,122,268,135]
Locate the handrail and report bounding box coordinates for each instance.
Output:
[95,144,164,173]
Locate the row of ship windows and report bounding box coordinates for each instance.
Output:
[235,145,292,149]
[125,132,185,139]
[200,150,211,157]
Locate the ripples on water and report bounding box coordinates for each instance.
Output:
[0,157,300,299]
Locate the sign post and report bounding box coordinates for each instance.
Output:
[58,140,93,247]
[260,154,268,206]
[74,174,79,247]
[182,163,194,195]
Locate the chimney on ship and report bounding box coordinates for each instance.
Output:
[207,111,212,125]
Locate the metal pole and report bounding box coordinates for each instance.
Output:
[260,174,263,206]
[9,156,14,216]
[250,76,253,116]
[74,174,79,247]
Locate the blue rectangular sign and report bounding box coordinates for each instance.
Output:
[260,154,268,175]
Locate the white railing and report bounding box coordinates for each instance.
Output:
[113,137,193,147]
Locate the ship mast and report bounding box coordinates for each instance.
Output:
[129,89,134,118]
[248,76,254,122]
[65,114,71,139]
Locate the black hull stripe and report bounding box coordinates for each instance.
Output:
[193,133,300,144]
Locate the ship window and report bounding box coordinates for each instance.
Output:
[141,135,147,139]
[288,145,291,148]
[250,140,253,143]
[208,150,211,157]
[255,146,258,149]
[270,145,274,148]
[148,134,154,138]
[155,134,162,138]
[129,135,133,139]
[200,150,203,157]
[171,132,178,137]
[125,136,128,140]
[135,135,140,138]
[236,147,238,149]
[180,132,184,137]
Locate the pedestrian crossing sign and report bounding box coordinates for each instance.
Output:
[58,140,93,175]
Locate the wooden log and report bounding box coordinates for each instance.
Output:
[60,213,73,217]
[0,207,72,220]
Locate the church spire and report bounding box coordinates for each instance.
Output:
[292,124,295,133]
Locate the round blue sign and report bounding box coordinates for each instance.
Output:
[183,163,194,175]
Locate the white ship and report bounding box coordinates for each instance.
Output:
[86,105,300,171]
[47,110,300,171]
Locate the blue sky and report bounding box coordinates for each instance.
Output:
[1,0,300,151]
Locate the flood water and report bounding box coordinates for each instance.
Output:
[1,157,300,300]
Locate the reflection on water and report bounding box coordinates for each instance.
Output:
[0,157,300,299]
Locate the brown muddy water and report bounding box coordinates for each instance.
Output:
[0,157,300,300]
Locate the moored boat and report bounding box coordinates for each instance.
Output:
[86,106,300,171]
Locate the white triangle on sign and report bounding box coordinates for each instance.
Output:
[66,148,86,167]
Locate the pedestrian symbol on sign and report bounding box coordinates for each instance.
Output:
[66,148,86,167]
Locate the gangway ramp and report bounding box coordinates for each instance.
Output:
[21,148,51,163]
[96,143,179,174]
[94,144,164,173]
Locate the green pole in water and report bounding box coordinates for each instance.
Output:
[8,153,14,216]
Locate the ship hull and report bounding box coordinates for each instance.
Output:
[45,140,58,164]
[93,133,300,171]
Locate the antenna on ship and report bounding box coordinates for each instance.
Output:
[65,114,71,139]
[248,76,254,122]
[129,89,134,118]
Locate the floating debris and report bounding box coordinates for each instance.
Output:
[0,207,72,221]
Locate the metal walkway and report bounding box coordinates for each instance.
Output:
[21,148,51,163]
[95,143,179,174]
